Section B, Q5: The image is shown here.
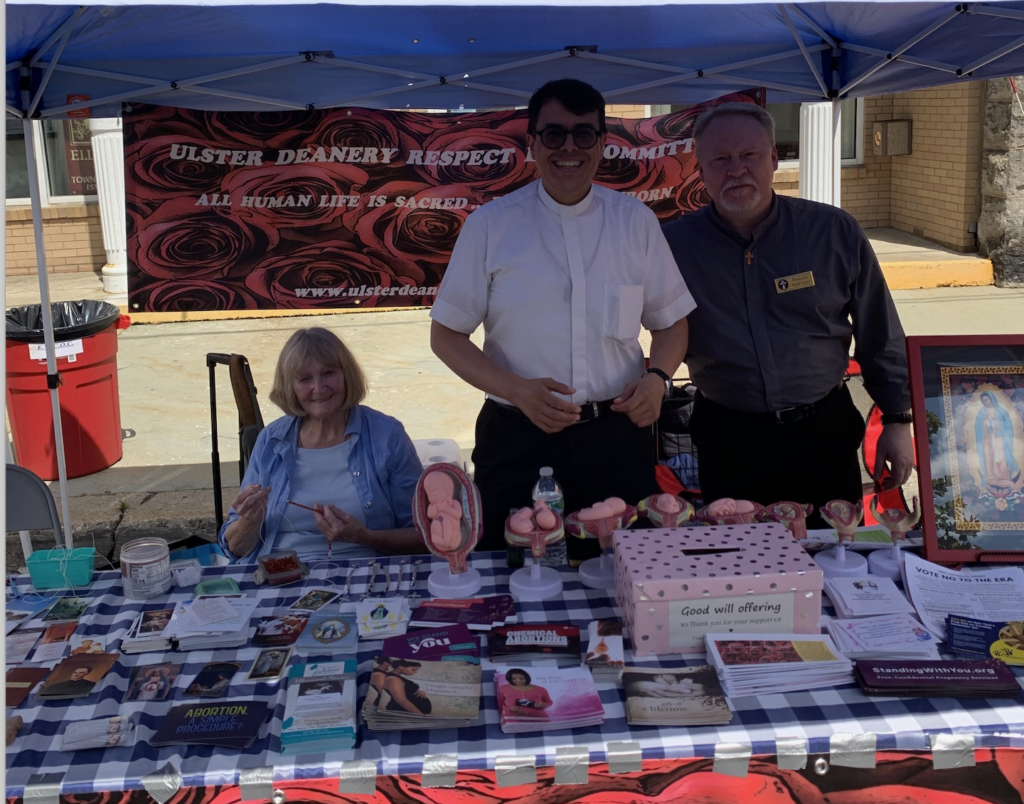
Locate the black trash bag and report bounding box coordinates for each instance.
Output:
[6,300,121,344]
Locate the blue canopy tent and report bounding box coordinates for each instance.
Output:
[7,0,1024,538]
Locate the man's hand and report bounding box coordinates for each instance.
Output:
[507,378,580,434]
[611,372,664,427]
[873,423,915,490]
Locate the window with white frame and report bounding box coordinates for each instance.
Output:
[651,98,864,166]
[5,118,99,203]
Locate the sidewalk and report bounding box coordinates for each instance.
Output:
[4,234,1021,570]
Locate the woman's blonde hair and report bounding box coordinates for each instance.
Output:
[269,327,367,417]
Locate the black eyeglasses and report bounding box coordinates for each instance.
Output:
[531,125,602,150]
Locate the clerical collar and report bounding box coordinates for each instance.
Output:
[537,181,595,217]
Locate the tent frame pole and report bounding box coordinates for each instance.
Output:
[19,69,73,549]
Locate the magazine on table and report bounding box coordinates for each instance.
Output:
[410,595,516,630]
[280,660,358,754]
[622,665,733,726]
[902,553,1024,640]
[853,659,1020,697]
[494,666,605,733]
[364,658,481,731]
[381,624,480,663]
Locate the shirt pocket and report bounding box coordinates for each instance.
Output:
[604,283,644,343]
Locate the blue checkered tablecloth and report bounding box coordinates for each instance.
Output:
[6,552,1024,798]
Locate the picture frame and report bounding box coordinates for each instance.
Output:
[907,334,1024,563]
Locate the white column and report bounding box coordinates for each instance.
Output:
[798,101,838,206]
[89,118,127,294]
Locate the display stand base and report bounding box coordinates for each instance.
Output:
[814,547,869,578]
[867,546,903,581]
[509,563,563,601]
[579,552,615,590]
[427,566,482,599]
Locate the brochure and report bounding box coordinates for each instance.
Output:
[584,620,625,682]
[61,715,136,751]
[150,701,270,748]
[6,667,49,708]
[705,633,854,697]
[41,597,89,622]
[902,553,1024,640]
[295,613,358,654]
[854,659,1020,697]
[365,658,481,731]
[823,576,917,618]
[252,612,310,646]
[355,598,410,638]
[622,665,733,726]
[381,624,480,663]
[495,666,604,733]
[5,628,44,665]
[488,624,581,666]
[410,595,515,630]
[946,615,1024,666]
[32,621,78,663]
[37,652,119,700]
[123,662,182,703]
[4,596,58,634]
[184,661,243,698]
[289,588,342,612]
[280,660,358,754]
[824,613,940,659]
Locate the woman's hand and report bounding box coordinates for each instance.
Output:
[314,503,370,547]
[232,484,271,524]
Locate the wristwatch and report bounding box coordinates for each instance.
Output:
[645,367,672,397]
[880,411,913,425]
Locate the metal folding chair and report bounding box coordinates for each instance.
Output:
[6,464,67,555]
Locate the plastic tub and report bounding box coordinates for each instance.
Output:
[120,538,172,599]
[26,547,96,589]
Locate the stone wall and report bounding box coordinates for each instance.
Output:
[979,76,1024,286]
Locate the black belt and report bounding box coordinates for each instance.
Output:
[700,383,847,425]
[492,398,616,425]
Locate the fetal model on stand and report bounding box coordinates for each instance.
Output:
[868,495,921,580]
[637,493,695,528]
[413,463,482,598]
[504,501,566,600]
[759,501,814,541]
[695,498,764,525]
[564,497,639,589]
[816,499,869,577]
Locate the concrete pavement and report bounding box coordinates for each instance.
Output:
[3,237,1022,570]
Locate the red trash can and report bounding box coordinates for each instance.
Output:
[6,300,125,480]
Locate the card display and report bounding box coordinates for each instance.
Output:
[296,613,358,654]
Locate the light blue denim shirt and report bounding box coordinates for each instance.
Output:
[218,405,422,563]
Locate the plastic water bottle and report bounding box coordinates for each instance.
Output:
[533,467,568,567]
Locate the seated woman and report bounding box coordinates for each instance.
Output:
[218,327,427,563]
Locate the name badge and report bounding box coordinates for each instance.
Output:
[774,272,815,293]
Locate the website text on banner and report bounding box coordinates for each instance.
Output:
[124,89,762,313]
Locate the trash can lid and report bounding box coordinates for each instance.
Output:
[6,300,121,343]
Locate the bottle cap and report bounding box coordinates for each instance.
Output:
[540,466,553,477]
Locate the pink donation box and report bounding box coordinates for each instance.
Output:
[613,523,823,656]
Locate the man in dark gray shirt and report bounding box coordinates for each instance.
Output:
[662,102,914,518]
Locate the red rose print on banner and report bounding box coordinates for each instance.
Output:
[216,162,370,236]
[311,109,420,171]
[129,197,273,280]
[411,111,535,195]
[125,135,236,200]
[597,125,696,222]
[244,241,424,309]
[131,279,261,311]
[208,111,315,150]
[343,181,480,285]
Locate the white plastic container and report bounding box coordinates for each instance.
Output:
[120,537,172,599]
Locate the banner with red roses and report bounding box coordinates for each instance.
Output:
[125,89,762,313]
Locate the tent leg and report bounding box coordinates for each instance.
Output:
[21,114,73,549]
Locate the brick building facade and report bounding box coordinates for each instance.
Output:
[4,82,988,278]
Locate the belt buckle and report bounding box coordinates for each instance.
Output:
[575,401,600,425]
[774,405,801,425]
